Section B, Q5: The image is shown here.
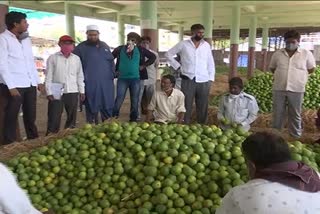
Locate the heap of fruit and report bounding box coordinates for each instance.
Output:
[6,122,320,214]
[244,68,320,112]
[243,72,273,112]
[289,140,320,171]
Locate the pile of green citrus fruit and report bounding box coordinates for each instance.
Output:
[244,68,320,112]
[289,140,320,171]
[5,122,320,214]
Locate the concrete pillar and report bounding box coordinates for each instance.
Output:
[261,25,269,71]
[140,1,158,51]
[64,2,75,39]
[201,1,213,46]
[0,1,8,33]
[117,13,125,45]
[247,16,257,78]
[229,4,240,78]
[178,25,184,42]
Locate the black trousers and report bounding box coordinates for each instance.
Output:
[3,85,38,144]
[46,93,78,135]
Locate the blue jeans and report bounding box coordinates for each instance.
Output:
[113,78,140,121]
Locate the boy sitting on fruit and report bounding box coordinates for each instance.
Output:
[217,77,259,131]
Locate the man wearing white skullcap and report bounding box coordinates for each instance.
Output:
[74,24,115,124]
[86,25,99,32]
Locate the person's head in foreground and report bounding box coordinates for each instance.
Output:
[86,25,100,44]
[242,132,320,192]
[58,35,75,57]
[284,30,300,52]
[190,24,205,42]
[216,132,320,214]
[229,77,243,96]
[161,75,175,94]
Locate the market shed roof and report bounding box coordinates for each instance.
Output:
[8,1,320,37]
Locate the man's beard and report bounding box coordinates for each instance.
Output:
[87,39,99,45]
[193,35,203,41]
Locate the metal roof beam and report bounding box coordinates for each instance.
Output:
[38,0,63,3]
[79,2,124,11]
[10,1,117,21]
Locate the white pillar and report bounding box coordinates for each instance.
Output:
[64,2,75,39]
[178,25,184,41]
[117,13,125,45]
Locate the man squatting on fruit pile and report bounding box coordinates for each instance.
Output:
[216,132,320,214]
[146,74,186,124]
[269,30,316,139]
[217,77,259,131]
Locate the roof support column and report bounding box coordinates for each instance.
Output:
[247,16,257,78]
[201,1,213,46]
[0,1,21,143]
[64,2,75,39]
[117,13,125,45]
[261,25,269,71]
[0,1,8,33]
[178,25,184,42]
[229,4,240,78]
[140,1,158,51]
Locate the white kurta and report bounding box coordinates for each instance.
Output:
[216,179,320,214]
[0,163,41,214]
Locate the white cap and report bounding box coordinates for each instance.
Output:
[86,25,99,32]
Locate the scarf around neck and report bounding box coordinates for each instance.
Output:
[254,160,320,192]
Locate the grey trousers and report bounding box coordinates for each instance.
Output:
[272,90,304,138]
[181,78,211,124]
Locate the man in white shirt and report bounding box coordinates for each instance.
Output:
[216,132,320,214]
[0,12,42,144]
[269,30,316,138]
[146,75,186,124]
[217,77,259,131]
[45,35,85,135]
[165,24,215,124]
[138,36,159,120]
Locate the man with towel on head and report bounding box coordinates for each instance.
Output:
[74,25,115,124]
